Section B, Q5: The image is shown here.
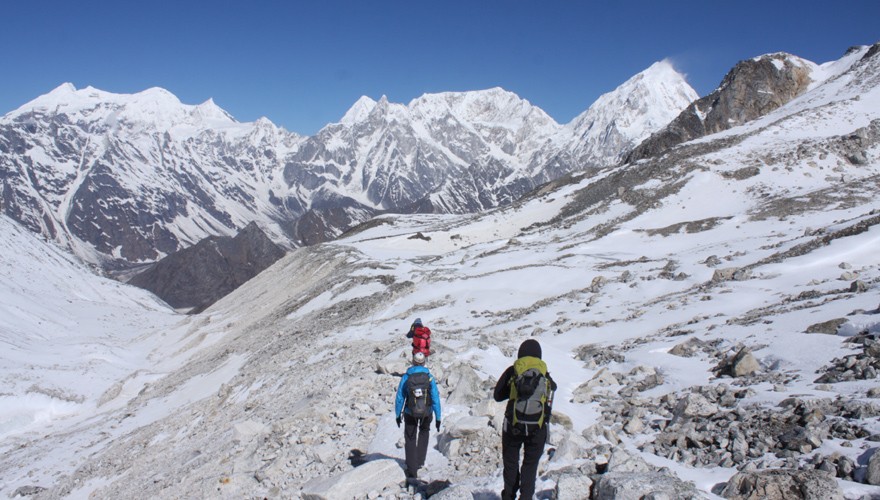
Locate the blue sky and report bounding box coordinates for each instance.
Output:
[3,1,878,135]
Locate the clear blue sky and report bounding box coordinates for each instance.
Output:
[3,1,878,135]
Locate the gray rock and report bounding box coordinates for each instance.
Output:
[443,363,483,405]
[11,485,47,497]
[837,456,855,479]
[867,448,880,485]
[550,429,589,462]
[673,393,718,422]
[301,459,406,500]
[624,417,645,435]
[669,337,705,357]
[594,471,704,499]
[720,469,843,500]
[715,348,761,377]
[711,267,752,282]
[555,473,592,499]
[839,271,858,281]
[428,483,474,499]
[606,446,655,473]
[444,415,488,439]
[804,318,847,335]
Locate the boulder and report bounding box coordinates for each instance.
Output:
[804,318,847,335]
[444,415,488,439]
[715,348,761,377]
[301,459,405,500]
[471,398,505,429]
[549,429,588,462]
[867,448,880,485]
[444,363,483,405]
[712,267,751,282]
[555,473,592,499]
[673,393,718,422]
[669,338,702,357]
[588,368,620,389]
[437,415,490,458]
[719,469,843,500]
[606,446,655,473]
[593,471,703,499]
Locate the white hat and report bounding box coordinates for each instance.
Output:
[413,352,426,365]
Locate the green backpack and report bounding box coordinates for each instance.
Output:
[509,356,550,427]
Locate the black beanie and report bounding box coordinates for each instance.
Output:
[517,339,542,359]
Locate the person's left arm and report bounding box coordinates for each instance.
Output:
[430,375,442,422]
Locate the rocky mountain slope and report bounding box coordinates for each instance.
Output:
[127,222,286,313]
[0,84,301,269]
[1,43,878,499]
[0,62,696,272]
[626,47,869,163]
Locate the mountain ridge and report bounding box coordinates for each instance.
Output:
[0,59,697,270]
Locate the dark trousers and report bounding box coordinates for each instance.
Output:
[403,414,431,477]
[501,423,547,500]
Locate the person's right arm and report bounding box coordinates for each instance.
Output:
[493,366,514,402]
[395,374,409,417]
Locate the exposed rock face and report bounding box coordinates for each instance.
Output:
[627,53,815,163]
[127,222,285,312]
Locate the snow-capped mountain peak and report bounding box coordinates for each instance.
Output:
[565,59,698,167]
[408,87,559,136]
[192,97,236,124]
[339,95,378,126]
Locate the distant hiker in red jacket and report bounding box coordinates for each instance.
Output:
[406,318,432,357]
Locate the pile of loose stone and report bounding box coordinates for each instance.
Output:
[815,333,880,383]
[568,332,880,498]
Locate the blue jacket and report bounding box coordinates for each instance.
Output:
[395,365,442,421]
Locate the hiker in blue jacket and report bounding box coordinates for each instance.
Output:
[394,351,442,479]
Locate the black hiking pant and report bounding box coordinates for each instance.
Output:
[501,422,547,500]
[403,414,432,477]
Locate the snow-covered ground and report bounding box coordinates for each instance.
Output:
[1,45,879,499]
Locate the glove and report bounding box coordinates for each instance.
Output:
[435,420,441,431]
[396,416,402,427]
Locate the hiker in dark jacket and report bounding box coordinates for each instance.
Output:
[406,317,432,357]
[395,351,442,479]
[493,339,557,500]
